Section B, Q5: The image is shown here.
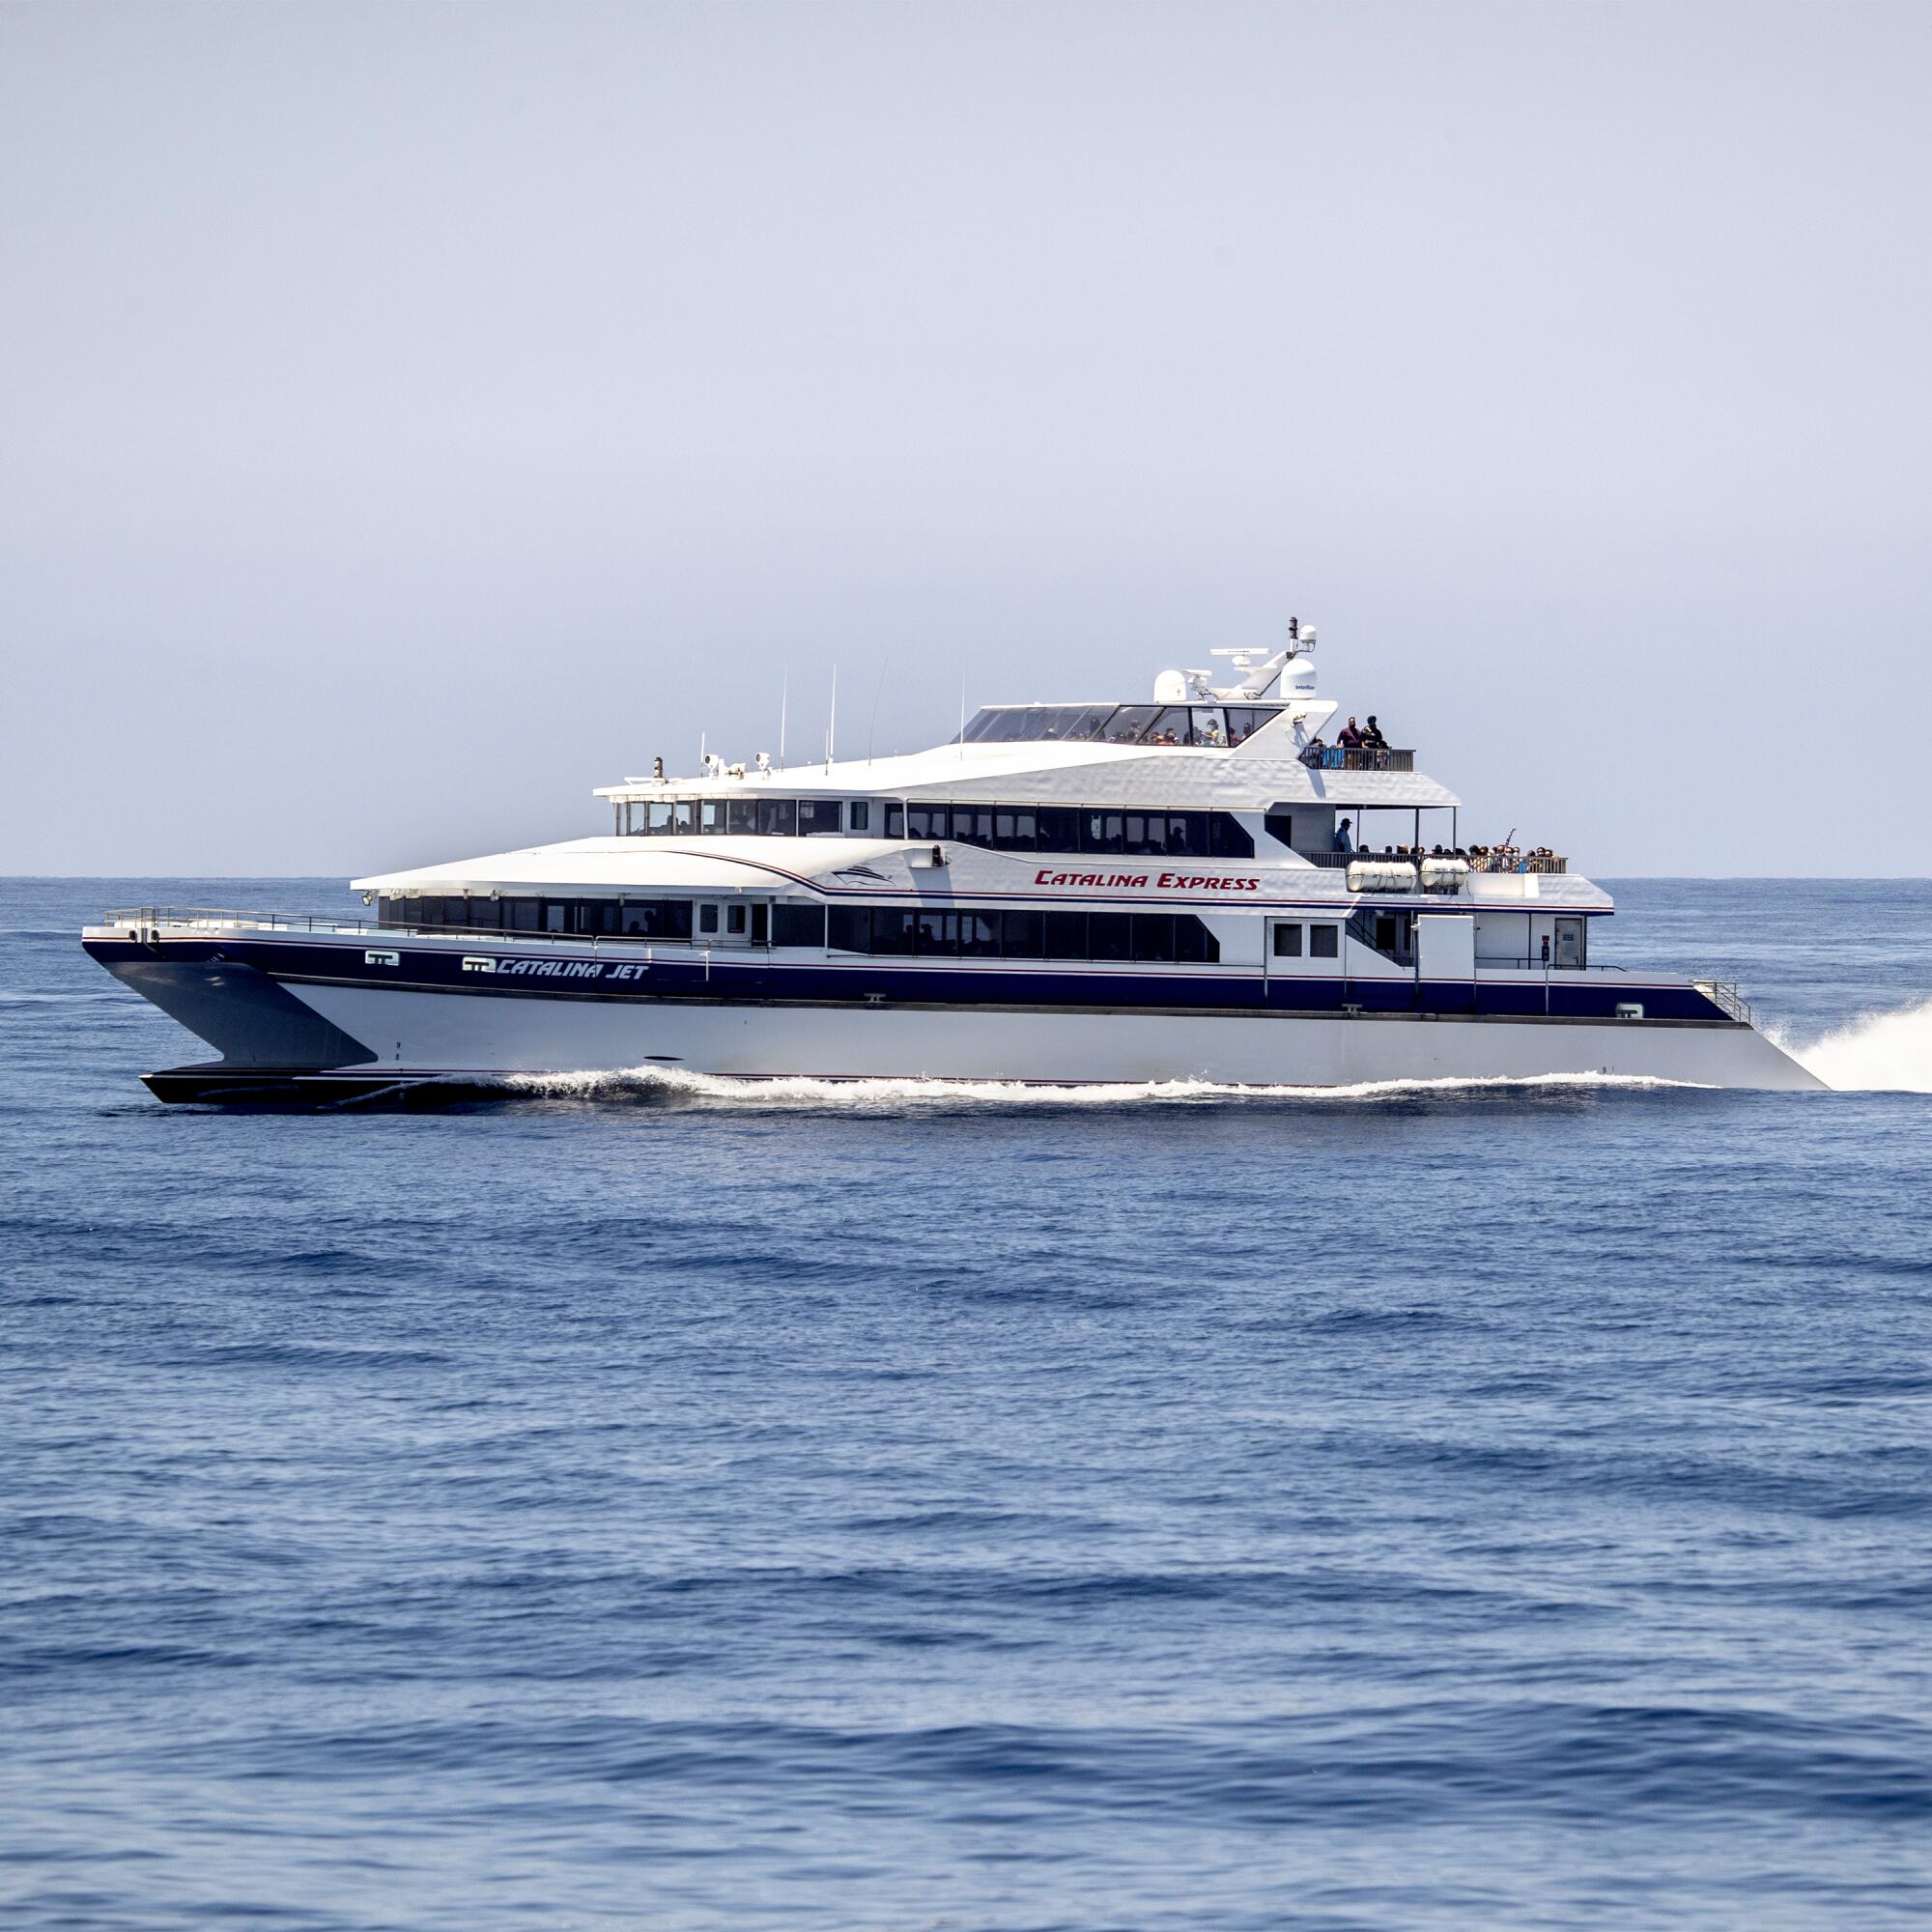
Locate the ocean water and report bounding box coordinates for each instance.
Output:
[5,874,1932,1931]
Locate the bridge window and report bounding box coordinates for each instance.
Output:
[1102,705,1159,744]
[846,800,870,833]
[798,799,841,836]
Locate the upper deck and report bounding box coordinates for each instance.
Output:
[365,623,1573,896]
[597,642,1454,818]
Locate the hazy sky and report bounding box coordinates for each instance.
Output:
[5,0,1928,877]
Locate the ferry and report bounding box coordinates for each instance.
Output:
[83,622,1823,1099]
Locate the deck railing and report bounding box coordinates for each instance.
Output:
[1694,979,1752,1024]
[104,905,375,934]
[1297,851,1568,876]
[1298,747,1414,772]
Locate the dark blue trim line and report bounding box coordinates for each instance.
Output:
[85,935,1740,1025]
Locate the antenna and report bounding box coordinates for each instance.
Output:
[779,670,787,769]
[825,665,838,771]
[958,672,966,756]
[867,655,889,764]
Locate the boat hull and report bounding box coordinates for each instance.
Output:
[284,980,1824,1091]
[88,936,1825,1096]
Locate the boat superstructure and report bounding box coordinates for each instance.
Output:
[83,623,1823,1098]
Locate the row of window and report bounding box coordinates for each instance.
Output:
[384,895,697,938]
[620,795,1258,857]
[826,906,1221,964]
[959,702,1283,748]
[379,895,1220,964]
[895,803,1256,858]
[622,797,872,838]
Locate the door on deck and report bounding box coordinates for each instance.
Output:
[1552,917,1585,968]
[696,901,761,947]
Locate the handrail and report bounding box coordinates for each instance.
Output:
[99,907,658,952]
[1693,979,1752,1024]
[1298,747,1415,772]
[1304,851,1567,875]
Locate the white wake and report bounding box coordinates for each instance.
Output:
[1788,998,1932,1093]
[496,1065,1696,1109]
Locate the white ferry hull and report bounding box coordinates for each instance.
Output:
[282,980,1824,1093]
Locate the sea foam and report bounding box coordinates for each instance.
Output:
[1789,998,1932,1093]
[498,1065,1695,1109]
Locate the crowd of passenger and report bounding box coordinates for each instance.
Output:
[1328,818,1564,872]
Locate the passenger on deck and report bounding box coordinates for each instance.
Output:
[1338,717,1364,749]
[1360,716,1388,750]
[1333,817,1353,854]
[1300,732,1327,767]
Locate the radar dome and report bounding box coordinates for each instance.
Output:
[1152,668,1188,702]
[1282,654,1318,696]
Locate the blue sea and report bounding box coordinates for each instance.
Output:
[5,875,1932,1931]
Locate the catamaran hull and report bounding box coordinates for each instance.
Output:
[93,945,1825,1097]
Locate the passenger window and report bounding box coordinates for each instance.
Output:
[870,908,916,955]
[1002,909,1044,957]
[916,910,957,954]
[1175,916,1218,963]
[1061,705,1116,741]
[1083,811,1125,855]
[847,800,869,833]
[1140,706,1191,746]
[758,798,798,837]
[1035,807,1078,851]
[726,904,748,935]
[1190,707,1227,746]
[1104,705,1158,743]
[772,904,824,947]
[1043,910,1087,958]
[1272,923,1303,957]
[884,804,904,838]
[1209,813,1256,859]
[698,904,720,935]
[1130,914,1176,961]
[1088,913,1132,960]
[827,906,867,952]
[1309,923,1339,958]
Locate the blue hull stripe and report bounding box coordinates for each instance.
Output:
[84,935,1739,1025]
